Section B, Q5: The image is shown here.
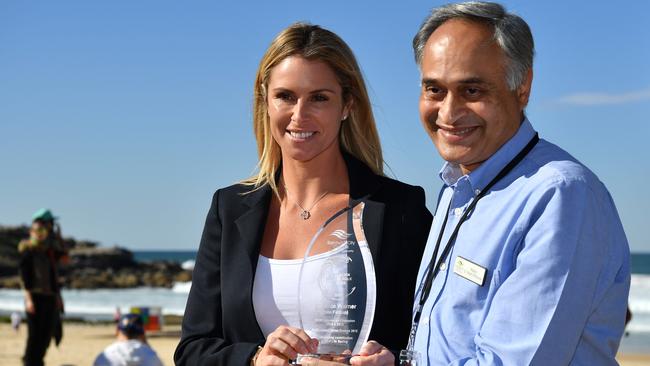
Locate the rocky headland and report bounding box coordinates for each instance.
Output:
[0,225,191,289]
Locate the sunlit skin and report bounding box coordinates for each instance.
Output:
[267,56,351,165]
[30,222,49,243]
[419,19,532,175]
[262,56,352,261]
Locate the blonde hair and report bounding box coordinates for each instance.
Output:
[241,23,383,195]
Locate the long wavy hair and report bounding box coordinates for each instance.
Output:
[241,23,383,195]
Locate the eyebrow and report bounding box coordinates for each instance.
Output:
[421,77,491,87]
[270,87,337,94]
[310,88,337,94]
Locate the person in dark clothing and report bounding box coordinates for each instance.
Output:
[18,209,66,366]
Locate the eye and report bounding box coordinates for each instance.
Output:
[464,87,482,98]
[423,85,445,100]
[426,86,441,94]
[311,93,329,102]
[275,91,296,103]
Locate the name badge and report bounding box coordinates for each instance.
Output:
[453,256,487,286]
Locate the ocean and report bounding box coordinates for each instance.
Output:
[1,251,649,352]
[0,251,195,321]
[133,250,197,264]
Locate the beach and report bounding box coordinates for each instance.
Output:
[1,322,648,366]
[0,322,179,366]
[1,254,648,365]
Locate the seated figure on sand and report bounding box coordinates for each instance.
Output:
[93,313,163,366]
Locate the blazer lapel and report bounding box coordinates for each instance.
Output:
[224,185,271,339]
[345,154,385,266]
[235,185,272,275]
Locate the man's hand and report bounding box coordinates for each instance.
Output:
[25,297,35,314]
[349,341,394,366]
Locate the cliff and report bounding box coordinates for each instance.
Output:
[0,225,191,289]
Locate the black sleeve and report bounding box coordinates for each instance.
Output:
[401,185,432,303]
[390,185,431,365]
[174,190,260,365]
[18,250,34,290]
[369,183,432,365]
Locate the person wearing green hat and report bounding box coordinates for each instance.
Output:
[18,209,68,366]
[31,208,56,222]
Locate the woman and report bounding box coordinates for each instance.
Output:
[174,23,432,366]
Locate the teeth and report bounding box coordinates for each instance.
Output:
[289,131,315,139]
[447,127,474,135]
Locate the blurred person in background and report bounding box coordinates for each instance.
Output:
[93,313,164,366]
[18,209,67,366]
[11,311,22,333]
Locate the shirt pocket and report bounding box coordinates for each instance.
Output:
[441,265,502,340]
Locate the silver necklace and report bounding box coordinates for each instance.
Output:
[283,185,329,220]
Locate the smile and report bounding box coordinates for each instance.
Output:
[436,125,479,142]
[288,131,316,140]
[444,127,475,135]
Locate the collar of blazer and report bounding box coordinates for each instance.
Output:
[236,151,385,270]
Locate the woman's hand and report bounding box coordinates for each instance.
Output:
[349,341,394,366]
[255,325,318,366]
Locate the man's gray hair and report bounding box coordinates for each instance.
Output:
[413,1,534,90]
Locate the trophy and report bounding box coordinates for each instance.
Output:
[291,202,376,365]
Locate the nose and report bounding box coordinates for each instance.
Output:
[290,98,309,122]
[437,92,465,125]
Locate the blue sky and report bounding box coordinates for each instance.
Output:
[1,1,649,252]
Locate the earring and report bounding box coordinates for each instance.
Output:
[342,115,348,121]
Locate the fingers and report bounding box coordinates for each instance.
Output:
[255,353,291,366]
[259,326,318,365]
[358,341,384,356]
[350,341,394,366]
[300,357,348,366]
[268,326,317,357]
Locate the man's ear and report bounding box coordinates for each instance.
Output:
[517,68,533,108]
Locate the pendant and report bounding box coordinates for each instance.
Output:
[300,210,311,220]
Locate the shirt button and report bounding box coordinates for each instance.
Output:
[439,262,447,271]
[475,189,481,195]
[454,207,463,216]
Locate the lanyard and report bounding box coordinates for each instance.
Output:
[406,133,539,351]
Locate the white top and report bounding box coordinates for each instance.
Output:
[93,339,164,366]
[252,244,349,337]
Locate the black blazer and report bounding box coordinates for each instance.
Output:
[175,155,432,365]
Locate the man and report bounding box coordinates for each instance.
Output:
[408,2,630,365]
[19,209,65,366]
[93,313,163,366]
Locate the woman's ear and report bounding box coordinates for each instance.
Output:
[342,99,354,121]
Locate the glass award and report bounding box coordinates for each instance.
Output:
[292,202,376,365]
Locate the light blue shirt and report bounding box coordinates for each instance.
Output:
[412,119,630,365]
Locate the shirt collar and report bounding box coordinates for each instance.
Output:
[439,118,537,191]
